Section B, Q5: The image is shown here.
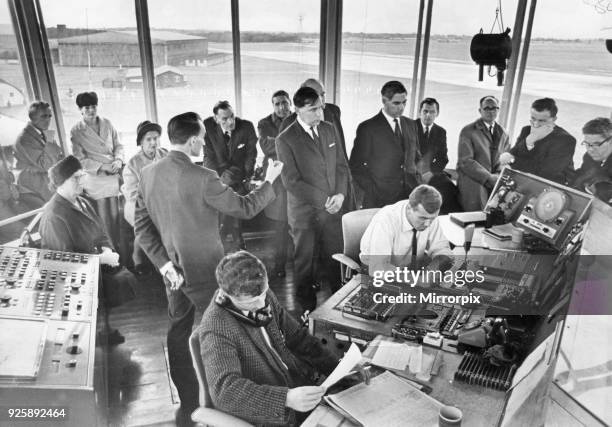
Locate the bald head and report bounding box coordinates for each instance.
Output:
[301,78,325,103]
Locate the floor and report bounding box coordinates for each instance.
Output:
[95,234,331,427]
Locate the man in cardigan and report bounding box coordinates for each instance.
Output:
[198,251,338,426]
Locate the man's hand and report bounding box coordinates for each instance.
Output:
[526,124,554,148]
[264,159,283,183]
[499,152,515,166]
[285,386,325,412]
[99,163,114,174]
[220,170,234,185]
[163,264,185,291]
[325,193,344,214]
[422,171,434,184]
[99,248,120,267]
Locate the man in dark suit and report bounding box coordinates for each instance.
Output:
[415,97,461,213]
[572,117,612,204]
[276,86,349,312]
[135,112,282,426]
[258,90,292,277]
[500,98,576,185]
[14,100,64,202]
[457,96,510,211]
[349,80,421,208]
[203,100,258,248]
[198,251,338,426]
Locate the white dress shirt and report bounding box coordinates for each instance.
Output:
[360,199,452,275]
[381,109,401,134]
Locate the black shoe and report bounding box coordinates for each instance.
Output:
[175,406,196,427]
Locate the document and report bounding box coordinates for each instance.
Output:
[325,371,442,427]
[321,343,362,390]
[371,341,412,371]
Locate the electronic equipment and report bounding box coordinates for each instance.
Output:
[484,168,592,250]
[450,211,487,227]
[454,352,517,391]
[0,246,99,427]
[336,284,398,322]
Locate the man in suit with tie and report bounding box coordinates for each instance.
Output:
[258,90,292,278]
[204,101,258,248]
[14,101,64,202]
[276,86,349,312]
[415,98,461,213]
[135,112,282,426]
[349,80,421,208]
[457,96,510,211]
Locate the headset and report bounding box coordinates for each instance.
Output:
[215,291,273,327]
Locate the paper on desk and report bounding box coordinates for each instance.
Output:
[371,341,413,371]
[321,343,362,390]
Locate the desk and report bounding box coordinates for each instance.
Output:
[308,278,506,427]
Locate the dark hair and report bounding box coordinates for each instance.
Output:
[167,112,202,145]
[408,184,442,214]
[479,95,499,107]
[28,101,51,119]
[381,81,407,100]
[215,250,268,297]
[48,155,82,191]
[582,117,612,138]
[419,97,440,112]
[272,90,290,101]
[531,98,558,118]
[213,100,232,116]
[293,86,320,109]
[75,91,98,108]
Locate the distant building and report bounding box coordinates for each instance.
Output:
[57,30,207,67]
[103,65,187,89]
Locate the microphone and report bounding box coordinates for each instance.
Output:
[464,224,475,254]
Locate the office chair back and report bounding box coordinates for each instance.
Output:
[188,330,254,427]
[342,208,380,261]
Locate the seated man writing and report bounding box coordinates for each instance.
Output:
[360,184,452,278]
[197,250,339,426]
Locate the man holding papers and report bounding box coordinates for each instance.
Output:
[197,251,340,425]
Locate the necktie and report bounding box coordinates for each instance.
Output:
[224,131,231,143]
[424,127,430,140]
[489,124,495,138]
[40,131,47,145]
[394,118,402,139]
[410,228,418,270]
[311,126,324,156]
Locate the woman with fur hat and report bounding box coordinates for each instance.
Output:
[40,155,135,345]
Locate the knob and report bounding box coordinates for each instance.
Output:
[66,359,77,368]
[0,295,11,304]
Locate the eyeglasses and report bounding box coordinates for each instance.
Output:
[482,107,500,112]
[581,136,612,149]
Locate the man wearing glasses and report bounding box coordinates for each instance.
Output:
[499,98,576,185]
[457,96,510,211]
[572,117,612,203]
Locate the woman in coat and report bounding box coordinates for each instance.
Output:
[70,91,124,252]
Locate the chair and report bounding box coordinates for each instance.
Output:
[331,208,380,284]
[188,330,253,427]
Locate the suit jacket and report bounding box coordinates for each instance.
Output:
[509,125,576,185]
[14,123,64,201]
[276,120,349,229]
[279,103,347,161]
[258,113,287,221]
[457,119,510,211]
[40,193,113,253]
[198,290,337,426]
[71,117,124,200]
[415,119,448,174]
[572,152,612,193]
[135,151,275,306]
[349,112,421,208]
[203,116,257,191]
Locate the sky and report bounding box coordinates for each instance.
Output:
[1,0,611,38]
